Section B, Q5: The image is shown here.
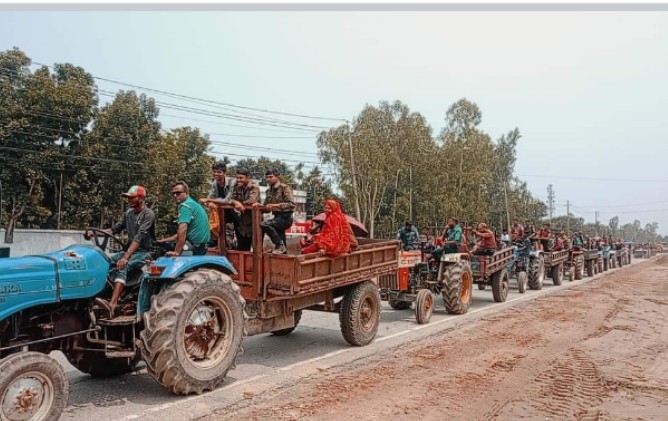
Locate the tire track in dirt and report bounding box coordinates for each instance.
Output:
[203,259,668,421]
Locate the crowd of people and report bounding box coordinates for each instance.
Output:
[397,218,640,259]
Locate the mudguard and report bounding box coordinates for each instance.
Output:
[146,255,237,280]
[440,253,469,263]
[0,244,109,320]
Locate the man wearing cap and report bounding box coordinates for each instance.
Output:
[86,185,156,318]
[158,181,210,257]
[207,169,261,251]
[253,169,295,254]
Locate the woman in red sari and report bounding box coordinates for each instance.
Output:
[301,199,351,257]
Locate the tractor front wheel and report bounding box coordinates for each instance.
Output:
[0,352,69,421]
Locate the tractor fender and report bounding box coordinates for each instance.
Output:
[146,255,237,280]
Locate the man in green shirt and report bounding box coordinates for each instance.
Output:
[159,180,211,256]
[432,217,463,261]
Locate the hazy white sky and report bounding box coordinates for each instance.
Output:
[1,10,667,234]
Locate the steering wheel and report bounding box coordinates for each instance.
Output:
[84,227,129,252]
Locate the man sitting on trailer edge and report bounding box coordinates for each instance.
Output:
[471,223,496,256]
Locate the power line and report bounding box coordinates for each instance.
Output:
[29,61,348,122]
[518,173,668,183]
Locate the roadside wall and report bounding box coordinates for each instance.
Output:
[0,229,84,257]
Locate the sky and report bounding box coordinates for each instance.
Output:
[1,10,667,235]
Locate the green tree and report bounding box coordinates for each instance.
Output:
[82,90,161,228]
[145,127,213,226]
[233,156,295,185]
[318,101,435,237]
[0,48,97,241]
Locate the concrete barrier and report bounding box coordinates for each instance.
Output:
[0,229,84,257]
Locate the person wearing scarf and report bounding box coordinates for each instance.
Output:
[301,199,351,257]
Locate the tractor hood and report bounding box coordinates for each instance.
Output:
[0,244,110,320]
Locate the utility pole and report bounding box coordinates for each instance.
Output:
[566,200,570,234]
[409,166,413,222]
[503,181,511,232]
[547,184,555,220]
[347,123,361,221]
[57,172,63,230]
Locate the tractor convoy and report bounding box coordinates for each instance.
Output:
[0,208,645,421]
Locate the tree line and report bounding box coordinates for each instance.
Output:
[1,48,665,244]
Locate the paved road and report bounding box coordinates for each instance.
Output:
[58,261,641,421]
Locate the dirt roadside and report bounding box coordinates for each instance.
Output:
[204,257,668,421]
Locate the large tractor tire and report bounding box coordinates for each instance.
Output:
[574,257,584,280]
[340,281,382,346]
[65,339,140,378]
[528,256,545,290]
[517,271,528,294]
[551,263,563,286]
[271,310,302,336]
[414,289,434,325]
[0,352,69,421]
[140,269,246,395]
[586,259,594,277]
[440,261,473,315]
[388,299,410,310]
[491,268,509,303]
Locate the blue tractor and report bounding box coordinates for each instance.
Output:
[0,228,242,421]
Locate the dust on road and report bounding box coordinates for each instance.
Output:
[204,257,668,421]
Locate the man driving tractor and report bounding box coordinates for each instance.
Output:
[85,185,156,318]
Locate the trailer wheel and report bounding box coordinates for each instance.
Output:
[586,259,594,277]
[528,256,544,290]
[140,269,246,395]
[0,352,69,421]
[574,257,584,280]
[388,299,411,310]
[492,268,509,303]
[415,289,433,324]
[339,281,381,346]
[477,284,486,290]
[440,261,473,315]
[551,263,563,286]
[517,271,528,293]
[271,310,302,336]
[603,258,609,272]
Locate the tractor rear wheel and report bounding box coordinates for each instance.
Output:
[440,261,473,315]
[140,269,246,395]
[492,268,509,303]
[574,257,584,280]
[415,289,434,324]
[0,352,69,421]
[528,256,545,290]
[551,263,563,286]
[586,259,594,277]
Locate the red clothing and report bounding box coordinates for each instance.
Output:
[476,228,496,250]
[307,200,351,258]
[538,228,551,239]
